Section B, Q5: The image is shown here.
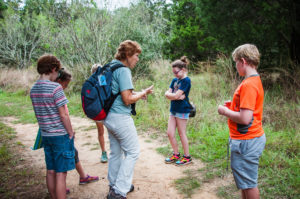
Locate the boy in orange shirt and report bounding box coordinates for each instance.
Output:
[218,44,266,199]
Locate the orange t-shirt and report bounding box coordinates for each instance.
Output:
[228,75,264,140]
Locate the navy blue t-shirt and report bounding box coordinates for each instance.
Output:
[169,77,191,113]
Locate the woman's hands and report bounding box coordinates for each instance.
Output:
[141,85,154,100]
[121,85,154,105]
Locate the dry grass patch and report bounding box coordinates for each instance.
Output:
[0,68,38,93]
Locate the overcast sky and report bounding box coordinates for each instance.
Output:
[95,0,137,10]
[94,0,172,10]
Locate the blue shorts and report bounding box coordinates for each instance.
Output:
[230,134,266,189]
[170,112,189,119]
[42,134,75,172]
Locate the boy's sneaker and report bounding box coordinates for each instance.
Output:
[165,153,180,164]
[79,174,99,185]
[175,155,192,166]
[101,151,108,163]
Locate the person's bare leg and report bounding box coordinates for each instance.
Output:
[167,116,179,154]
[46,170,57,199]
[96,122,105,152]
[242,190,246,199]
[243,187,260,199]
[75,161,86,179]
[56,172,67,199]
[176,118,189,156]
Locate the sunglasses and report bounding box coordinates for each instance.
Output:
[173,69,181,75]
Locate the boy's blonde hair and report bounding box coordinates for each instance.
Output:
[232,44,260,67]
[91,64,102,74]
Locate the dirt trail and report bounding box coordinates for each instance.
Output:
[1,116,232,199]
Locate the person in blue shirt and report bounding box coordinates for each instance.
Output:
[104,40,153,199]
[164,56,192,166]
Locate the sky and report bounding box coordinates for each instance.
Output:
[95,0,172,10]
[19,0,172,10]
[95,0,138,10]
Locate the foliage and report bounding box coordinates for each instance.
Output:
[198,0,300,68]
[161,0,216,62]
[0,0,167,80]
[159,0,299,72]
[133,61,299,198]
[0,61,299,198]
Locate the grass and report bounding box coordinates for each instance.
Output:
[0,89,36,123]
[0,122,48,199]
[0,63,299,198]
[175,169,201,198]
[134,63,300,198]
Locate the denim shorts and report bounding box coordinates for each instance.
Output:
[42,134,75,172]
[170,112,189,119]
[230,134,266,189]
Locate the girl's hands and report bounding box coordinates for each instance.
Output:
[179,94,185,100]
[165,89,185,100]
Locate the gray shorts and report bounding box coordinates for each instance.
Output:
[230,134,266,190]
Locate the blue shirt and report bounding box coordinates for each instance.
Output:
[169,77,191,113]
[109,59,134,115]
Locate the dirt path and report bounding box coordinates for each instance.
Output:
[1,116,232,199]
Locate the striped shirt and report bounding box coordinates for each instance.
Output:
[30,80,68,137]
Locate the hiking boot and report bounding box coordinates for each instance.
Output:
[79,174,99,185]
[165,153,180,164]
[101,151,108,163]
[107,188,127,199]
[109,185,134,194]
[175,155,192,166]
[128,184,134,193]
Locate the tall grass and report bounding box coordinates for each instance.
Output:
[0,57,299,198]
[134,59,299,198]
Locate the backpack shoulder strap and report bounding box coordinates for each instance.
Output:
[110,63,125,72]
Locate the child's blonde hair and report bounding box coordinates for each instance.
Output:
[91,64,102,74]
[232,44,260,67]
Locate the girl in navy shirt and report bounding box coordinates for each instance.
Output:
[164,56,192,165]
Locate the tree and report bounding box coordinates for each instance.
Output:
[199,0,300,67]
[162,0,216,62]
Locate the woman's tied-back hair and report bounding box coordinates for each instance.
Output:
[232,44,260,67]
[37,54,62,75]
[55,68,72,82]
[171,56,190,69]
[114,40,142,61]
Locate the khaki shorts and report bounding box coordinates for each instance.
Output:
[230,134,266,189]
